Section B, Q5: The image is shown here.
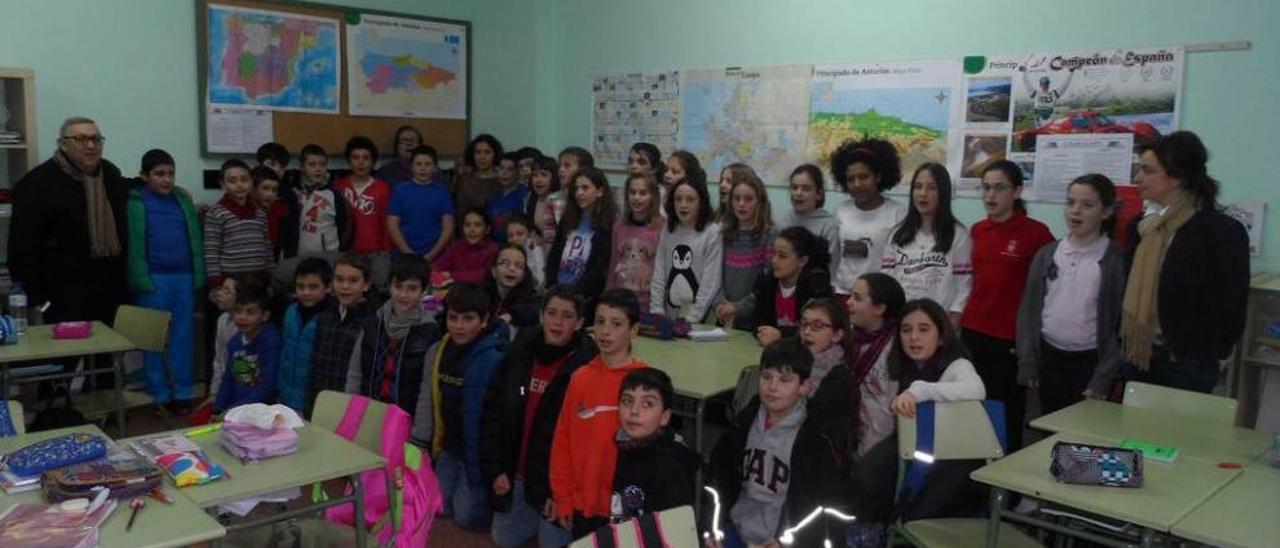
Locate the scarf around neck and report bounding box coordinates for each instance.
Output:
[805,344,846,393]
[850,322,895,383]
[55,151,120,258]
[376,299,425,340]
[218,193,259,219]
[1121,190,1197,369]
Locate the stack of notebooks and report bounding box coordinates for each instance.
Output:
[0,130,20,145]
[0,497,116,547]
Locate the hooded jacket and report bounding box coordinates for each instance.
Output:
[479,328,599,511]
[415,320,512,486]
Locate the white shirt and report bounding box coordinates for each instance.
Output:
[1041,236,1109,351]
[834,198,907,294]
[881,225,973,313]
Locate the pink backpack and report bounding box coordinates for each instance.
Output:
[317,395,442,547]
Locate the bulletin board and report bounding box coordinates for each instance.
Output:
[196,0,470,158]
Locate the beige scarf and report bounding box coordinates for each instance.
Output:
[1121,190,1196,369]
[55,151,121,258]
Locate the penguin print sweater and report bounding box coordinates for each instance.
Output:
[650,223,723,322]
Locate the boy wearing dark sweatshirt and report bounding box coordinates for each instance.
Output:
[609,368,700,523]
[708,337,851,548]
[305,252,376,419]
[414,283,511,529]
[344,255,441,415]
[215,284,282,413]
[550,289,649,539]
[481,285,598,548]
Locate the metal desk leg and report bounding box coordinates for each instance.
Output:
[113,353,126,435]
[693,397,706,518]
[353,472,367,548]
[987,487,1006,548]
[1,366,9,404]
[1139,528,1154,548]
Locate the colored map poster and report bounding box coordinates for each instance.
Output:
[206,4,339,113]
[809,59,964,189]
[963,46,1183,201]
[681,65,812,186]
[592,71,680,167]
[347,13,467,119]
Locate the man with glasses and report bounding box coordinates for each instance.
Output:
[9,116,129,326]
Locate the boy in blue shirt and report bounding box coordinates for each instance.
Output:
[277,257,332,413]
[388,145,455,262]
[215,283,282,413]
[487,152,531,244]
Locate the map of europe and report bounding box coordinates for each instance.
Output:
[207,5,339,112]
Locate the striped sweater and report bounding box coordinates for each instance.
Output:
[204,195,274,287]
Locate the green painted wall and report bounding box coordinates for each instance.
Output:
[527,0,1280,273]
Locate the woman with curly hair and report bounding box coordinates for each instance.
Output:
[830,138,907,301]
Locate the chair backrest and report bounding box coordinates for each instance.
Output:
[113,305,172,353]
[1123,381,1236,426]
[897,401,1006,461]
[311,390,389,455]
[569,505,700,548]
[6,401,22,436]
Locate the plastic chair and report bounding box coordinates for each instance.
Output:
[890,401,1042,548]
[113,305,172,353]
[1122,381,1237,425]
[569,505,701,548]
[311,390,389,456]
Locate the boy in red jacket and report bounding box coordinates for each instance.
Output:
[549,289,648,538]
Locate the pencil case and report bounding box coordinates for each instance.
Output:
[42,455,163,501]
[1049,441,1144,488]
[52,322,93,339]
[4,433,108,477]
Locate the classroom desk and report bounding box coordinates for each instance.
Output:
[124,424,386,548]
[1172,469,1280,548]
[972,433,1240,548]
[634,329,760,451]
[0,322,136,434]
[0,425,225,548]
[1029,399,1271,463]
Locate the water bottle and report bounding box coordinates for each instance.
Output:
[8,283,27,336]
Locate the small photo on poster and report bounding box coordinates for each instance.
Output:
[961,133,1009,178]
[966,77,1012,124]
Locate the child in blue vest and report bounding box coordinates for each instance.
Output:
[126,149,204,415]
[277,257,332,413]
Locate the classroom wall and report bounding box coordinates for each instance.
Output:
[520,0,1280,273]
[0,0,473,205]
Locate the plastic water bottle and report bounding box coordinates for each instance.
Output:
[8,283,27,336]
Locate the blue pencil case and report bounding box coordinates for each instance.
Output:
[4,433,108,477]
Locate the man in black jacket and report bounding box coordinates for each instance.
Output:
[480,284,598,547]
[8,116,129,325]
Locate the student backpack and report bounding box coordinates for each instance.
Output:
[315,394,442,547]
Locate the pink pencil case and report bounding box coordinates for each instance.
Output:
[52,322,93,339]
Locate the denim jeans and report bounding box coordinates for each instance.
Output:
[435,450,490,529]
[490,478,572,547]
[1125,345,1221,394]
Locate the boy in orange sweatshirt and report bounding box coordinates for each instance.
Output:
[549,288,648,539]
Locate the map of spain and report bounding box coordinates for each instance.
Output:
[207,5,339,112]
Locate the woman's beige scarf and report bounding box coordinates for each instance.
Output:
[54,151,121,258]
[1121,190,1196,369]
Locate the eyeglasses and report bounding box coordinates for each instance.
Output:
[496,259,525,270]
[980,183,1013,194]
[800,320,834,331]
[62,134,105,147]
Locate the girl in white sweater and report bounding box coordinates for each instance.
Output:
[881,163,972,325]
[889,298,986,418]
